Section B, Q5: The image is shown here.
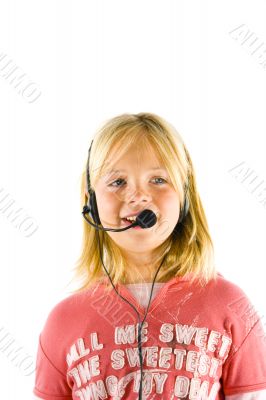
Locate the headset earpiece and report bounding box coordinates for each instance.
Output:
[178,195,189,223]
[88,189,101,226]
[178,183,190,224]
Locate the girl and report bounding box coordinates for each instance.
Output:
[33,112,266,400]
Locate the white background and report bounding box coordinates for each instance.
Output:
[0,1,265,398]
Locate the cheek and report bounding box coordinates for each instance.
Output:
[155,193,180,235]
[160,190,180,209]
[96,189,121,217]
[159,192,180,222]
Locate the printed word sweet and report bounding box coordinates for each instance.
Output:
[159,323,231,356]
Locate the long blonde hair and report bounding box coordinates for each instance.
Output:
[66,112,217,294]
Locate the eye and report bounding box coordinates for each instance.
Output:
[108,177,167,187]
[153,177,167,185]
[109,178,125,187]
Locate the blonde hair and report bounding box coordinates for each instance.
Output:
[66,112,218,294]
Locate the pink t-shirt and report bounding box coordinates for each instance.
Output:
[33,272,266,399]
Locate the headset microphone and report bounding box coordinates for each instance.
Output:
[82,206,157,231]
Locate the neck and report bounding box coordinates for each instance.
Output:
[123,261,167,284]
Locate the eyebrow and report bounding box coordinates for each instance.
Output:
[104,167,167,175]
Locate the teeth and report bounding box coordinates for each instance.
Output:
[126,216,137,222]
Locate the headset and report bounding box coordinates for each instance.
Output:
[82,139,189,399]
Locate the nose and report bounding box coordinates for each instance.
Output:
[126,184,152,206]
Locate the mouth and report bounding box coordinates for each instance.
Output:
[121,218,143,230]
[121,214,159,230]
[121,216,137,222]
[120,209,160,230]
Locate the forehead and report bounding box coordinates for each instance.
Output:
[103,153,166,177]
[107,140,163,166]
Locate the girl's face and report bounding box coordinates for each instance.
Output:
[93,142,181,266]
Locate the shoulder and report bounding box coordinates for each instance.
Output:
[40,283,104,337]
[207,272,252,301]
[188,272,259,326]
[205,272,260,329]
